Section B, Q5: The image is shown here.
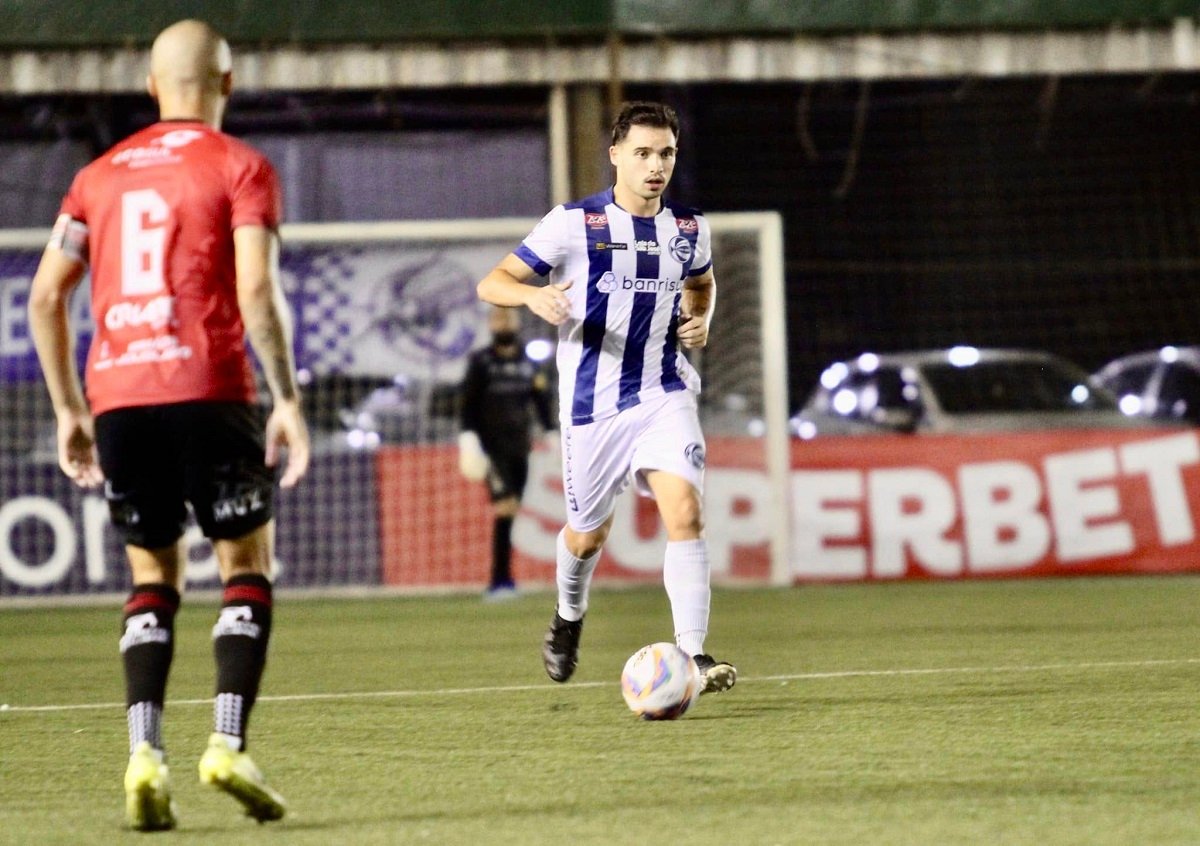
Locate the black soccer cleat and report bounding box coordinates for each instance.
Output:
[542,611,584,682]
[693,654,738,694]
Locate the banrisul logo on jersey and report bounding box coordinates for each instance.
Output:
[596,272,684,295]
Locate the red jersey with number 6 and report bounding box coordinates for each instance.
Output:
[57,121,282,415]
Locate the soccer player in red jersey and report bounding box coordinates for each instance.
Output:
[27,19,308,830]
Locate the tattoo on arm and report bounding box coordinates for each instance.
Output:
[246,306,298,403]
[235,227,300,404]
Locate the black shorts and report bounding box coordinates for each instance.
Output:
[95,401,274,549]
[485,449,529,503]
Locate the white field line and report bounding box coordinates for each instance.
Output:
[3,657,1197,714]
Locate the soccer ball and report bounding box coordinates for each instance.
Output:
[620,642,702,720]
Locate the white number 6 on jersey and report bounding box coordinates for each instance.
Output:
[121,188,169,295]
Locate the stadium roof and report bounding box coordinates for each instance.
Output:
[2,1,1199,92]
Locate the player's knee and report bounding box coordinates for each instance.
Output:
[662,497,704,539]
[565,523,609,558]
[566,535,604,558]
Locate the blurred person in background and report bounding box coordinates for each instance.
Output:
[458,305,555,600]
[27,19,307,830]
[475,101,737,695]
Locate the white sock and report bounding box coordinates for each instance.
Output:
[213,693,245,750]
[555,529,601,622]
[127,701,163,755]
[663,538,711,657]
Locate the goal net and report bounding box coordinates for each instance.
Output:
[0,213,787,597]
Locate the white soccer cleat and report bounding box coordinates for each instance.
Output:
[693,654,738,694]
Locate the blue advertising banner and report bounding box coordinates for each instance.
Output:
[0,451,381,596]
[284,243,499,384]
[1,240,505,385]
[0,230,523,596]
[0,250,92,383]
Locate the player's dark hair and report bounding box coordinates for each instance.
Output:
[611,101,680,146]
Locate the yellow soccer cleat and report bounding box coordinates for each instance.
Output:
[124,742,177,831]
[198,733,286,823]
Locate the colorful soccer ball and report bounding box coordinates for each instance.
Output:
[620,642,702,720]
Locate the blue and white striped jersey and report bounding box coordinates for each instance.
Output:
[514,188,713,426]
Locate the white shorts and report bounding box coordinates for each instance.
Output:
[561,390,706,533]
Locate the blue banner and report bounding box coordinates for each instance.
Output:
[0,450,381,596]
[1,241,504,385]
[0,250,92,383]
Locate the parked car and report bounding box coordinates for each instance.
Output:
[791,347,1153,438]
[331,375,462,449]
[1092,346,1200,426]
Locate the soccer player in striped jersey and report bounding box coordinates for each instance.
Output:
[476,101,737,696]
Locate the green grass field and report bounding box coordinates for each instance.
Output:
[2,577,1199,845]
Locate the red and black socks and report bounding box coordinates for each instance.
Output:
[211,574,273,750]
[120,584,180,754]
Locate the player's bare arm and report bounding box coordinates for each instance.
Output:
[478,253,574,326]
[234,225,310,488]
[28,244,104,487]
[678,267,716,349]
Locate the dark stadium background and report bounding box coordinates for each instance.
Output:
[3,74,1198,408]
